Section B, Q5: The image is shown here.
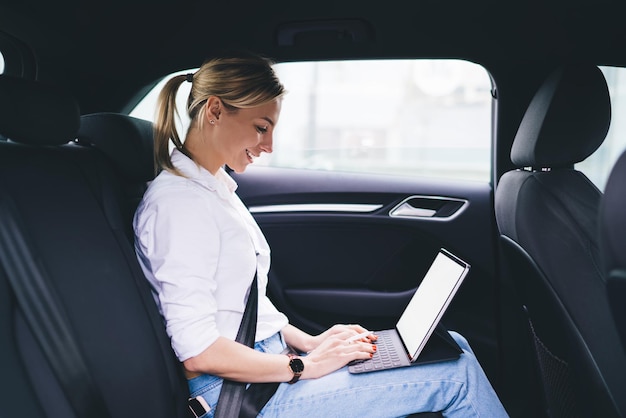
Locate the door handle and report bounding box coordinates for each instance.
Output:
[389,195,467,220]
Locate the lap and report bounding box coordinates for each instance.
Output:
[188,332,508,418]
[261,332,485,418]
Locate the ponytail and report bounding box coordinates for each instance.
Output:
[153,74,188,176]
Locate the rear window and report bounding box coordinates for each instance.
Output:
[576,66,626,190]
[131,59,493,182]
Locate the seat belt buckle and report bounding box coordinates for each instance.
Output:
[188,396,211,417]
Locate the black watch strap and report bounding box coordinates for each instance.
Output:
[287,354,304,384]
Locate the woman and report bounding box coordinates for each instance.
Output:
[133,53,508,417]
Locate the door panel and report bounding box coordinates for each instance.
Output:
[232,165,499,377]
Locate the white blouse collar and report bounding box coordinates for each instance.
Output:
[170,148,238,197]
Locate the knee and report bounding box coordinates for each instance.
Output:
[448,332,488,381]
[448,331,471,353]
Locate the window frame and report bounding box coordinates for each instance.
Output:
[130,58,495,183]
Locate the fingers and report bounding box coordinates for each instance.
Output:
[323,333,376,354]
[345,324,368,334]
[329,324,364,334]
[305,334,377,377]
[345,328,378,344]
[345,340,377,360]
[324,324,378,345]
[346,330,373,344]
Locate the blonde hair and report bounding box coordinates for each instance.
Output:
[153,53,286,175]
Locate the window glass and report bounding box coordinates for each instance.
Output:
[576,66,626,190]
[131,69,192,132]
[130,60,493,182]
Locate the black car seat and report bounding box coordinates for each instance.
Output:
[494,64,626,418]
[0,75,189,417]
[76,112,155,240]
[599,150,626,352]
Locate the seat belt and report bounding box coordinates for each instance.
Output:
[0,194,110,418]
[209,269,283,418]
[214,271,260,418]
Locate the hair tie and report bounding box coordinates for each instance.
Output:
[186,73,194,83]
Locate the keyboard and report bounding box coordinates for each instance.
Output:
[348,329,407,373]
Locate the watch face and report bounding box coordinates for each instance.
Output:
[289,357,304,373]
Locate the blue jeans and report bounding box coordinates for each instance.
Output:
[187,331,509,418]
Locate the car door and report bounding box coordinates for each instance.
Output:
[232,164,499,378]
[226,58,501,382]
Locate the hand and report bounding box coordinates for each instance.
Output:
[301,328,377,379]
[310,324,377,350]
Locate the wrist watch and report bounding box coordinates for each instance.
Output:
[287,353,304,384]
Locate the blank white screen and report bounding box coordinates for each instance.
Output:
[395,251,467,359]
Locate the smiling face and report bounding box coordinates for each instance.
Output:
[216,99,281,173]
[185,96,282,175]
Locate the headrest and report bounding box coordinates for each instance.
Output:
[511,64,611,168]
[599,150,626,274]
[78,113,155,182]
[0,74,80,146]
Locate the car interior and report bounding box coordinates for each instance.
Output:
[494,62,626,417]
[1,1,626,417]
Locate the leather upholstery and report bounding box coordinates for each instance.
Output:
[0,74,80,146]
[495,63,626,417]
[510,65,610,168]
[600,150,626,273]
[0,77,189,417]
[78,112,155,183]
[599,150,626,352]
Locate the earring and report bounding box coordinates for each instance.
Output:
[209,119,215,124]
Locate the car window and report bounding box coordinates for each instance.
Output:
[130,60,493,182]
[576,66,626,190]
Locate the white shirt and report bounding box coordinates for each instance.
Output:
[133,149,288,362]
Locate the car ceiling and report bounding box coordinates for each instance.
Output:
[1,0,626,114]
